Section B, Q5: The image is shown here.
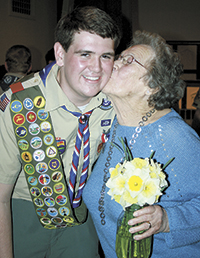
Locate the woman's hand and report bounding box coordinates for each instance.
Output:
[128,205,169,240]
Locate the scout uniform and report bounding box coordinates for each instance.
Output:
[0,62,115,257]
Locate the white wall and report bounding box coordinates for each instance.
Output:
[0,0,57,71]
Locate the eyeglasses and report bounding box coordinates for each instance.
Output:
[118,54,146,69]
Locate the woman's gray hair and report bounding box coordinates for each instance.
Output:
[130,30,186,110]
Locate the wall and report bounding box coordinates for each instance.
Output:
[0,0,57,71]
[138,0,200,40]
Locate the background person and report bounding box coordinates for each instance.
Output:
[0,45,32,95]
[83,30,200,258]
[0,6,121,258]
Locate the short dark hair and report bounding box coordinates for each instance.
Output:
[55,6,121,53]
[5,45,31,74]
[130,30,186,110]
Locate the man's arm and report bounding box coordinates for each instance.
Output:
[0,183,14,258]
[191,108,200,136]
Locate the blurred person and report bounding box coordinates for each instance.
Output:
[0,6,121,258]
[0,45,32,95]
[45,48,55,65]
[83,30,200,258]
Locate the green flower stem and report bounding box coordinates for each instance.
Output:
[116,204,152,258]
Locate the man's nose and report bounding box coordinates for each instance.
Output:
[89,57,102,72]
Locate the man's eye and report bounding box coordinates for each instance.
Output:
[80,53,90,57]
[102,55,112,59]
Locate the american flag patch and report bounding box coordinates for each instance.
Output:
[0,93,10,112]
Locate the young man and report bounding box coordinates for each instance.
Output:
[0,6,121,258]
[0,45,32,95]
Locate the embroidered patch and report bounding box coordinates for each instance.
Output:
[99,98,112,110]
[56,138,66,154]
[101,119,111,127]
[0,93,10,112]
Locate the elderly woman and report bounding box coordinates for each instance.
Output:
[83,30,200,258]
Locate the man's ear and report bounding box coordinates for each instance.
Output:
[4,62,8,72]
[54,42,65,67]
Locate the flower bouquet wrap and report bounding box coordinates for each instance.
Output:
[106,138,172,258]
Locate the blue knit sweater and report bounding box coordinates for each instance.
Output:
[83,109,200,258]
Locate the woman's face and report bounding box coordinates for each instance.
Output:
[103,44,155,99]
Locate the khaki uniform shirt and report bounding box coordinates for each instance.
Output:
[0,63,115,201]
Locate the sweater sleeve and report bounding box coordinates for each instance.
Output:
[156,118,200,249]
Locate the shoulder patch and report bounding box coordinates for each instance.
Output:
[0,93,10,112]
[10,82,24,94]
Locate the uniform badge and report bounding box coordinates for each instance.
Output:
[37,109,49,121]
[33,149,45,162]
[44,197,55,207]
[47,207,58,217]
[0,93,10,112]
[18,139,29,150]
[40,121,51,133]
[39,174,51,186]
[30,187,41,197]
[55,195,67,205]
[43,134,54,145]
[24,164,35,175]
[16,126,27,138]
[28,176,38,186]
[35,162,48,174]
[56,138,66,155]
[99,98,112,110]
[49,159,60,170]
[26,111,37,123]
[13,113,25,125]
[10,100,23,113]
[34,96,45,108]
[29,123,40,135]
[30,136,42,149]
[23,98,34,110]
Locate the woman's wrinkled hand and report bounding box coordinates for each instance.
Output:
[128,205,169,240]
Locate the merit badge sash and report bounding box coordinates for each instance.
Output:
[10,84,87,229]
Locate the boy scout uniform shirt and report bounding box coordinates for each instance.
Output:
[0,63,115,202]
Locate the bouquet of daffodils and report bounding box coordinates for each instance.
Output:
[106,137,172,258]
[106,156,168,210]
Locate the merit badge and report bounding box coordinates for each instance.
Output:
[35,162,48,174]
[40,121,51,133]
[51,171,62,182]
[46,146,57,158]
[33,149,45,162]
[28,176,38,186]
[13,113,25,125]
[40,217,51,225]
[30,136,42,149]
[34,198,44,207]
[54,183,64,194]
[34,96,45,108]
[29,123,40,135]
[63,217,74,224]
[37,109,49,121]
[49,159,60,170]
[24,164,35,175]
[30,187,41,197]
[36,208,47,217]
[23,98,34,110]
[51,217,63,224]
[59,207,70,217]
[10,100,23,113]
[44,197,55,207]
[56,138,66,154]
[39,174,51,186]
[47,207,58,217]
[16,126,27,138]
[18,139,29,150]
[21,151,32,162]
[43,134,54,145]
[26,111,37,123]
[41,186,53,197]
[55,195,67,205]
